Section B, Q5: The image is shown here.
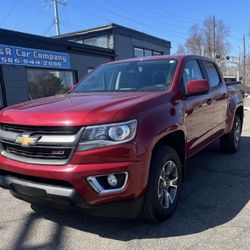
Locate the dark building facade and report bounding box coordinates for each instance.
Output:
[0,28,115,107]
[0,24,171,108]
[55,23,171,61]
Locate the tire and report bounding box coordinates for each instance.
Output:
[220,114,242,153]
[142,146,182,222]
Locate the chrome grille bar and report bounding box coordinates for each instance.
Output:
[0,124,84,165]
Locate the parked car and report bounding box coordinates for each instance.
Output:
[0,55,244,222]
[224,75,238,84]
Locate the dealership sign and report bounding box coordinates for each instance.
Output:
[0,44,70,69]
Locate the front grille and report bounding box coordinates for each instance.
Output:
[0,123,82,165]
[1,123,80,135]
[3,142,72,160]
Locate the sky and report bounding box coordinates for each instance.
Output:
[0,0,249,56]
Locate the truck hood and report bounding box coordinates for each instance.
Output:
[0,92,164,126]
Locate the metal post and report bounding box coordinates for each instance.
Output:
[237,46,241,82]
[53,0,60,36]
[243,35,246,87]
[213,15,216,59]
[201,45,204,56]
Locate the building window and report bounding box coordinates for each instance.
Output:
[27,68,76,99]
[144,49,152,57]
[87,68,94,73]
[67,34,114,49]
[134,47,162,57]
[153,51,162,56]
[108,35,114,49]
[68,38,83,44]
[83,34,114,49]
[134,47,144,57]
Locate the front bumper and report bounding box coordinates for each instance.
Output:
[0,145,149,218]
[0,171,143,218]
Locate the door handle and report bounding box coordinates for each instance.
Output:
[206,98,212,105]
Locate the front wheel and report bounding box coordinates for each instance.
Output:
[220,114,242,153]
[142,146,182,222]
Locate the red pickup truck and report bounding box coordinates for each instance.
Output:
[0,55,244,222]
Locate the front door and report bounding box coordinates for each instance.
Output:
[182,59,214,156]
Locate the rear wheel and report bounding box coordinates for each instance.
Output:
[142,146,182,222]
[220,114,242,153]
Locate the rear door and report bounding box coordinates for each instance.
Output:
[183,59,214,155]
[202,61,227,133]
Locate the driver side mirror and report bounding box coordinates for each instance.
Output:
[186,79,209,96]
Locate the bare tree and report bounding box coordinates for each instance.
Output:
[185,24,203,55]
[203,16,213,57]
[176,44,186,55]
[183,16,230,59]
[203,16,230,58]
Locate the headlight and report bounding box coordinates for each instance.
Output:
[77,119,137,151]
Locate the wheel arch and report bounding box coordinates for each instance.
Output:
[235,105,244,128]
[151,130,186,179]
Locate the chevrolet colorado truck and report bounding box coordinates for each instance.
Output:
[0,55,244,222]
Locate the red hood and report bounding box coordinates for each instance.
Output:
[0,92,164,126]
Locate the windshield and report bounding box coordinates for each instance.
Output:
[73,59,177,93]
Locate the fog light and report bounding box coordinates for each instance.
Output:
[107,174,118,187]
[87,172,128,194]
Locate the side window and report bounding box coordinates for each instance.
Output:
[182,60,204,92]
[204,61,220,88]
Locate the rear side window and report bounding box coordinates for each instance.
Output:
[204,61,221,88]
[182,60,204,92]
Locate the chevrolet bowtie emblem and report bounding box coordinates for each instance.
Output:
[15,134,38,147]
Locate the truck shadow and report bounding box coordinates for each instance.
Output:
[13,136,250,246]
[11,213,64,250]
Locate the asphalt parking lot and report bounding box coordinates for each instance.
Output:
[1,103,250,250]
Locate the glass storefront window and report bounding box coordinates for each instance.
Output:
[27,68,75,99]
